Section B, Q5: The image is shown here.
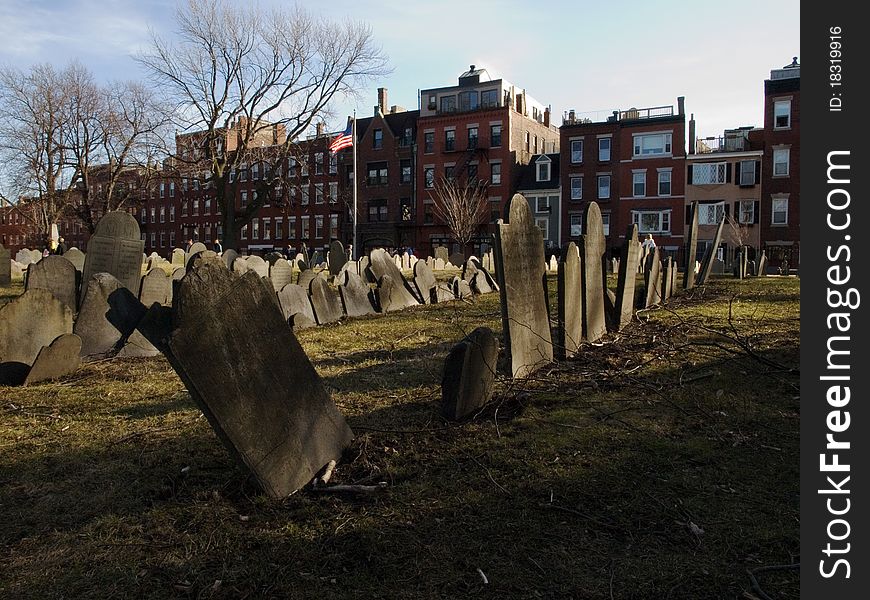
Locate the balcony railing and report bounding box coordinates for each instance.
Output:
[619,105,673,120]
[695,136,748,153]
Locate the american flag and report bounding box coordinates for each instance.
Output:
[328,119,353,153]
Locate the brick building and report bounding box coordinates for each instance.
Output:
[415,65,559,256]
[560,98,687,260]
[0,201,37,254]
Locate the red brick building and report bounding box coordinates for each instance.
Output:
[415,65,559,256]
[0,202,36,254]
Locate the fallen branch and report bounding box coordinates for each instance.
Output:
[311,482,388,495]
[746,563,799,600]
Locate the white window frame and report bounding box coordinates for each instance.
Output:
[535,217,549,241]
[315,215,324,239]
[772,196,789,225]
[315,183,324,204]
[570,176,582,200]
[329,182,338,203]
[657,169,672,196]
[698,201,725,226]
[773,148,790,177]
[491,162,501,185]
[692,162,727,185]
[536,157,551,182]
[535,196,550,213]
[633,132,672,157]
[774,100,791,129]
[602,212,611,236]
[569,213,582,237]
[598,136,611,162]
[597,174,611,199]
[632,171,646,197]
[739,160,756,185]
[632,210,672,234]
[570,139,583,164]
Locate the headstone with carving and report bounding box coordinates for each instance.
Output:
[63,247,86,272]
[80,211,144,302]
[24,256,78,312]
[139,268,172,307]
[269,259,293,291]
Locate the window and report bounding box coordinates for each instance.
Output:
[698,202,725,225]
[239,164,248,181]
[481,89,498,108]
[491,162,501,185]
[633,132,672,156]
[467,163,478,183]
[773,148,790,176]
[250,219,259,240]
[424,167,434,188]
[739,199,756,224]
[373,129,383,149]
[315,183,324,204]
[400,127,413,147]
[445,129,455,151]
[263,219,271,240]
[445,165,455,182]
[169,182,175,197]
[525,132,530,152]
[570,176,583,200]
[598,137,611,162]
[537,159,551,182]
[289,216,296,238]
[602,212,610,236]
[440,95,456,113]
[241,191,248,207]
[774,100,791,128]
[150,232,156,246]
[368,200,387,222]
[170,206,175,222]
[315,153,324,175]
[159,207,165,223]
[367,162,388,185]
[159,183,165,198]
[241,224,248,240]
[329,153,337,174]
[301,186,309,205]
[276,218,284,239]
[571,139,583,163]
[490,124,502,147]
[400,159,412,184]
[181,201,188,216]
[301,216,310,238]
[739,160,756,185]
[159,232,165,247]
[330,214,339,239]
[288,158,297,177]
[458,90,478,111]
[772,197,788,225]
[252,162,260,180]
[400,198,412,221]
[658,170,672,196]
[535,217,549,241]
[315,215,324,238]
[300,160,309,177]
[633,210,671,234]
[204,198,211,214]
[424,203,434,224]
[597,175,611,199]
[468,127,478,149]
[535,196,550,213]
[424,132,434,153]
[329,182,338,203]
[632,172,646,197]
[150,207,156,223]
[140,208,146,223]
[692,162,727,185]
[569,214,582,237]
[169,232,175,247]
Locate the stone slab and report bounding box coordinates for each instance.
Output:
[24,255,78,311]
[338,271,376,318]
[309,277,343,325]
[80,211,144,302]
[75,273,147,360]
[0,289,73,384]
[581,202,607,342]
[614,225,640,331]
[556,242,582,359]
[23,333,82,385]
[441,327,498,421]
[277,283,317,330]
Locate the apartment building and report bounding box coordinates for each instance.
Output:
[516,153,561,252]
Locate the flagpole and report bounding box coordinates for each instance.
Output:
[352,110,358,260]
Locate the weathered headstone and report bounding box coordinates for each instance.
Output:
[493,194,553,378]
[441,327,499,421]
[277,283,317,330]
[139,268,172,307]
[23,333,82,385]
[15,249,36,265]
[696,216,725,286]
[264,251,283,266]
[63,247,85,272]
[23,256,78,312]
[434,257,446,271]
[448,252,464,268]
[377,274,420,312]
[0,289,73,384]
[757,250,768,277]
[0,244,9,286]
[643,248,663,308]
[269,259,294,291]
[357,255,369,276]
[556,242,582,359]
[186,242,208,265]
[614,225,640,331]
[413,260,438,304]
[171,248,186,267]
[222,248,239,271]
[164,264,354,498]
[684,201,699,290]
[471,270,494,295]
[297,268,325,290]
[462,256,480,282]
[245,255,269,278]
[435,282,455,303]
[309,277,343,325]
[454,277,473,300]
[328,240,348,278]
[548,255,559,272]
[80,211,144,302]
[662,256,673,302]
[434,246,449,264]
[75,273,147,359]
[367,248,420,304]
[581,202,607,343]
[338,271,376,318]
[401,252,411,271]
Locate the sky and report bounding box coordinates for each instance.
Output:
[0,0,800,140]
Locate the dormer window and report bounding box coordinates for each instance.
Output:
[536,156,551,182]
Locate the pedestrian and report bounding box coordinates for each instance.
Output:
[213,239,223,253]
[185,238,194,252]
[54,237,67,255]
[641,234,656,251]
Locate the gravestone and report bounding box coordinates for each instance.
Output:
[309,277,343,325]
[401,252,411,271]
[11,261,25,280]
[337,260,358,281]
[548,255,558,272]
[393,254,403,269]
[684,201,699,290]
[245,255,269,278]
[581,202,607,343]
[434,257,446,271]
[614,225,641,331]
[434,246,449,264]
[454,277,473,300]
[367,248,419,304]
[757,251,768,277]
[171,248,186,267]
[297,269,325,290]
[357,255,369,276]
[0,289,73,385]
[471,270,494,295]
[643,248,663,308]
[171,267,186,281]
[448,252,464,269]
[264,252,283,266]
[15,249,36,265]
[277,283,316,330]
[413,260,438,304]
[269,259,294,291]
[671,262,679,294]
[441,327,498,421]
[232,257,251,275]
[186,242,208,265]
[75,273,147,359]
[163,263,353,498]
[139,268,172,307]
[24,256,78,312]
[556,242,582,359]
[377,274,420,312]
[80,211,144,302]
[338,271,376,317]
[0,244,9,286]
[222,248,239,271]
[662,256,673,302]
[435,282,455,303]
[328,240,347,277]
[23,333,82,385]
[63,247,85,272]
[116,326,161,357]
[696,216,725,286]
[493,194,553,378]
[462,257,480,282]
[310,250,323,267]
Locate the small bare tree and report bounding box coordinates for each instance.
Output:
[429,176,489,254]
[137,0,389,247]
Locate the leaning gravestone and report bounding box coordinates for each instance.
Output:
[614,225,640,331]
[0,244,9,286]
[338,271,376,318]
[186,242,208,265]
[277,283,317,330]
[757,251,768,277]
[367,248,420,305]
[269,259,294,291]
[80,211,144,302]
[328,240,348,278]
[662,256,673,302]
[63,247,85,272]
[309,277,343,325]
[162,263,354,498]
[377,274,420,312]
[696,216,725,286]
[556,242,582,359]
[435,282,455,303]
[494,194,553,378]
[75,273,147,359]
[643,248,663,308]
[24,333,82,385]
[25,255,78,312]
[139,268,172,307]
[222,248,239,271]
[0,289,73,385]
[454,277,473,300]
[581,202,607,343]
[413,260,438,304]
[357,255,369,276]
[471,270,494,295]
[441,327,498,421]
[462,256,480,282]
[448,252,464,269]
[684,202,699,289]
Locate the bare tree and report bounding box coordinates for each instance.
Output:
[136,0,389,247]
[429,176,490,253]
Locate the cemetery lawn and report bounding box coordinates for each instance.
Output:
[0,276,800,599]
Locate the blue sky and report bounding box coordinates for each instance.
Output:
[0,0,800,139]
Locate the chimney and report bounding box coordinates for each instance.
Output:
[677,96,685,116]
[544,106,550,127]
[377,87,388,115]
[568,109,576,123]
[688,113,696,154]
[316,122,324,137]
